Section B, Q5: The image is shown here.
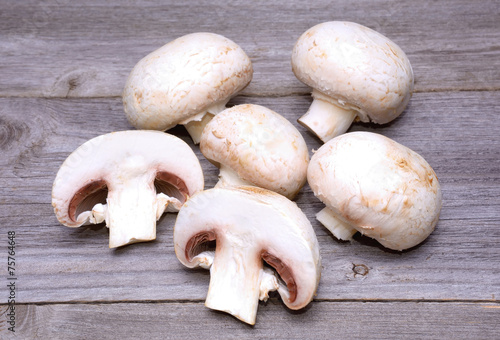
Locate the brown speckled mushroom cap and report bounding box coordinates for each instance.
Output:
[123,32,253,143]
[292,22,414,142]
[200,104,309,199]
[308,131,441,250]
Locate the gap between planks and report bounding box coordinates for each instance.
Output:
[0,87,499,100]
[3,298,499,307]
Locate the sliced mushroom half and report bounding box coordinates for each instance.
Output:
[174,186,321,325]
[52,130,204,248]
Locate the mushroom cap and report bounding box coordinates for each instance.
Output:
[308,131,442,250]
[123,32,253,130]
[200,104,309,199]
[52,130,204,227]
[174,186,321,310]
[292,21,414,124]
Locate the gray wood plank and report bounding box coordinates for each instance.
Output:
[0,91,499,304]
[1,0,499,336]
[1,301,499,339]
[0,0,499,97]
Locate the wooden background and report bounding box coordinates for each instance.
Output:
[1,0,499,338]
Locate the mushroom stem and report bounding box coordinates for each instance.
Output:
[316,207,357,241]
[205,240,274,325]
[215,164,254,188]
[184,101,228,144]
[184,113,214,145]
[106,177,158,248]
[298,91,357,143]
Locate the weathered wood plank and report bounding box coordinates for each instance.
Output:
[1,301,499,339]
[0,0,498,336]
[3,216,499,303]
[0,0,499,97]
[0,91,499,304]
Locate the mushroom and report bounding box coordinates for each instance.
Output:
[122,32,253,144]
[52,130,204,248]
[307,131,442,251]
[291,21,414,142]
[174,186,321,325]
[199,104,309,199]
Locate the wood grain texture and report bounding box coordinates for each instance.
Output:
[1,0,499,337]
[0,0,499,98]
[1,301,499,339]
[0,91,499,305]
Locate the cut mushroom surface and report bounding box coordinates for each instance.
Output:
[292,21,414,142]
[52,130,204,248]
[122,32,253,144]
[174,186,321,325]
[308,131,442,251]
[200,104,309,199]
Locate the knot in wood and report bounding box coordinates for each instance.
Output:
[352,263,369,277]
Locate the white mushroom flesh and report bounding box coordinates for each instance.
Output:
[308,131,442,251]
[52,130,204,248]
[123,32,253,143]
[174,187,321,325]
[292,21,414,142]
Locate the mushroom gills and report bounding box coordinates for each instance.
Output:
[70,180,109,225]
[72,173,187,248]
[154,172,189,215]
[298,90,357,143]
[174,187,320,325]
[187,231,217,269]
[52,130,205,248]
[316,207,357,241]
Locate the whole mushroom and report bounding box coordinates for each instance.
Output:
[174,186,321,325]
[52,130,204,248]
[200,104,309,199]
[123,32,253,144]
[292,21,414,142]
[308,131,442,251]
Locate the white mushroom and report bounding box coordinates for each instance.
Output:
[123,32,253,144]
[174,186,321,325]
[308,131,442,251]
[200,104,309,199]
[52,130,204,248]
[292,21,414,142]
